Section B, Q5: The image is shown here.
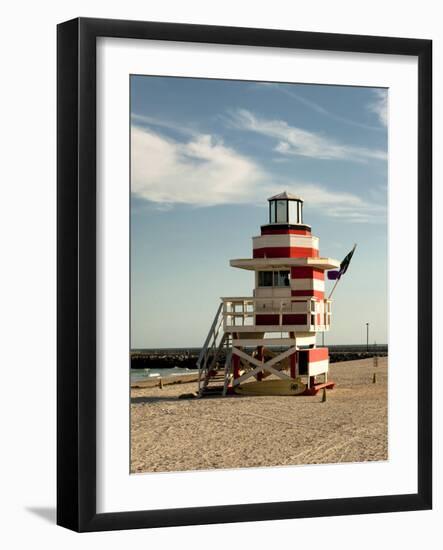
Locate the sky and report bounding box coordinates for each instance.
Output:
[130,76,388,349]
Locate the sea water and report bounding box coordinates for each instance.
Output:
[130,366,199,382]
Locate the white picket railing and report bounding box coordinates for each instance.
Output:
[221,296,332,331]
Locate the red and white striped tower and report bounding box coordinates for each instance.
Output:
[222,191,340,394]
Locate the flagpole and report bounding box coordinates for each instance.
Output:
[327,277,341,300]
[327,243,357,300]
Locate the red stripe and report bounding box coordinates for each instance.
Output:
[255,314,308,326]
[301,348,329,362]
[253,247,319,259]
[290,267,324,280]
[255,314,279,326]
[291,290,324,299]
[261,228,311,236]
[282,314,307,325]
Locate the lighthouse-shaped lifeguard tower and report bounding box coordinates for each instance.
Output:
[197,192,340,397]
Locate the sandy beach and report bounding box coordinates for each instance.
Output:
[131,357,388,473]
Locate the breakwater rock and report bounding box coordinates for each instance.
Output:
[329,351,387,363]
[130,349,387,370]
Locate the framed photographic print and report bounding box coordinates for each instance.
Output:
[57,17,432,532]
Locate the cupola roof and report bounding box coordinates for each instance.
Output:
[267,191,303,202]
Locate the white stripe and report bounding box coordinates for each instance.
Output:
[294,334,316,346]
[255,286,291,298]
[308,359,329,376]
[252,234,319,250]
[290,278,325,292]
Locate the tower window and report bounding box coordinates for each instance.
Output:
[258,271,273,287]
[274,270,290,287]
[269,202,276,223]
[258,270,290,287]
[276,200,287,223]
[288,201,299,223]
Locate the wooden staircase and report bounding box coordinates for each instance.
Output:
[197,304,232,397]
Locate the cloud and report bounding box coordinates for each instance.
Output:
[131,113,197,137]
[131,124,386,223]
[131,126,264,206]
[367,89,388,127]
[264,182,386,224]
[253,83,383,132]
[228,109,387,162]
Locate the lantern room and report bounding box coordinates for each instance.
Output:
[268,191,304,226]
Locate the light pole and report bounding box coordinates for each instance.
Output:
[366,322,369,352]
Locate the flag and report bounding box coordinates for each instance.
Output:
[327,244,357,280]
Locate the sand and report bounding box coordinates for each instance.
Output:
[130,357,388,473]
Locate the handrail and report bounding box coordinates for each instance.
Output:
[196,302,223,368]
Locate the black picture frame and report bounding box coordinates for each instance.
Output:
[57,17,432,532]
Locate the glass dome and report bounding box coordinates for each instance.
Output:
[268,192,303,225]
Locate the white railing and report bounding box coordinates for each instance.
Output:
[196,303,225,394]
[221,296,332,331]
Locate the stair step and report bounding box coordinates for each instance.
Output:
[197,304,233,398]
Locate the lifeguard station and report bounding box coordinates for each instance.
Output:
[197,192,340,397]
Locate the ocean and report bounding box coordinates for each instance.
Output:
[131,366,199,382]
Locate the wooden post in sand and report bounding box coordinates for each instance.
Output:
[372,355,378,383]
[159,378,164,389]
